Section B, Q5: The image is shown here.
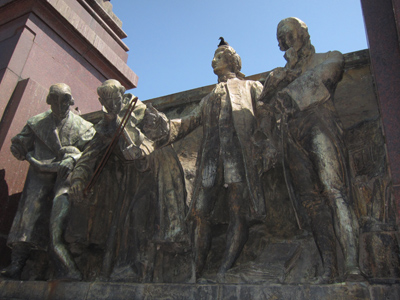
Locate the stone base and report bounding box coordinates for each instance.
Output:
[0,280,399,300]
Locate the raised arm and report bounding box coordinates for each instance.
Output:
[143,97,206,147]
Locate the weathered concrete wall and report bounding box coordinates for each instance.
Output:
[1,280,400,300]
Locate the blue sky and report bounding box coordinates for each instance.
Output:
[112,1,368,101]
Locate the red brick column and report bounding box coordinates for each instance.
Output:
[360,0,400,224]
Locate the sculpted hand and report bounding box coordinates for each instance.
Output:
[285,48,298,69]
[70,181,85,203]
[10,144,26,161]
[58,157,75,179]
[275,90,296,116]
[143,104,169,141]
[269,67,299,86]
[259,67,296,104]
[263,68,287,93]
[143,104,160,129]
[271,67,287,82]
[122,144,144,160]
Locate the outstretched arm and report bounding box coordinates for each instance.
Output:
[143,100,204,147]
[143,104,170,144]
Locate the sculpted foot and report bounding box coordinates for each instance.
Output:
[196,277,217,284]
[311,268,335,284]
[0,264,22,280]
[109,266,140,282]
[54,269,83,281]
[216,271,226,283]
[344,267,366,282]
[311,275,334,285]
[1,244,30,280]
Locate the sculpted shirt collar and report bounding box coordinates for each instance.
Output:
[218,72,237,83]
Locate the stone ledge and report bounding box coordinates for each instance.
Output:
[78,0,127,42]
[45,0,136,84]
[0,280,399,300]
[146,49,370,110]
[0,0,138,89]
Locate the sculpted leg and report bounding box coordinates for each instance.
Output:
[313,129,362,279]
[50,194,82,280]
[190,183,219,280]
[217,182,248,281]
[192,215,212,279]
[329,191,362,279]
[0,243,30,279]
[286,133,338,283]
[303,197,338,284]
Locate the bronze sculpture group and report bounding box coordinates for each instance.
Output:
[1,18,365,284]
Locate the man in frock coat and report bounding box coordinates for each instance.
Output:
[1,83,95,280]
[144,44,270,281]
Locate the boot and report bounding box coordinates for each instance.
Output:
[1,243,30,280]
[304,198,338,284]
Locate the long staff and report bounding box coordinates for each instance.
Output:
[84,96,139,195]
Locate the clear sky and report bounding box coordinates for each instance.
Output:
[112,1,368,101]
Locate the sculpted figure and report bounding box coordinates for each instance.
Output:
[259,17,362,283]
[1,84,95,280]
[69,79,187,282]
[144,44,267,281]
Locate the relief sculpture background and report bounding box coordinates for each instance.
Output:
[0,15,398,294]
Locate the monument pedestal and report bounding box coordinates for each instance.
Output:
[0,280,399,300]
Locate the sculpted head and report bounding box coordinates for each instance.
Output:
[46,83,74,119]
[97,79,126,115]
[277,17,310,52]
[277,18,315,68]
[212,45,242,79]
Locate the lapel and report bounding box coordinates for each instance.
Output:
[227,79,255,135]
[28,110,62,155]
[203,85,221,131]
[227,78,252,113]
[59,112,75,146]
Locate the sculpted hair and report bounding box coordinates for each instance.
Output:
[46,83,74,105]
[216,45,242,76]
[97,79,126,99]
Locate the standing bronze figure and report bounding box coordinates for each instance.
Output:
[2,84,95,280]
[259,17,362,283]
[144,44,267,281]
[69,80,188,282]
